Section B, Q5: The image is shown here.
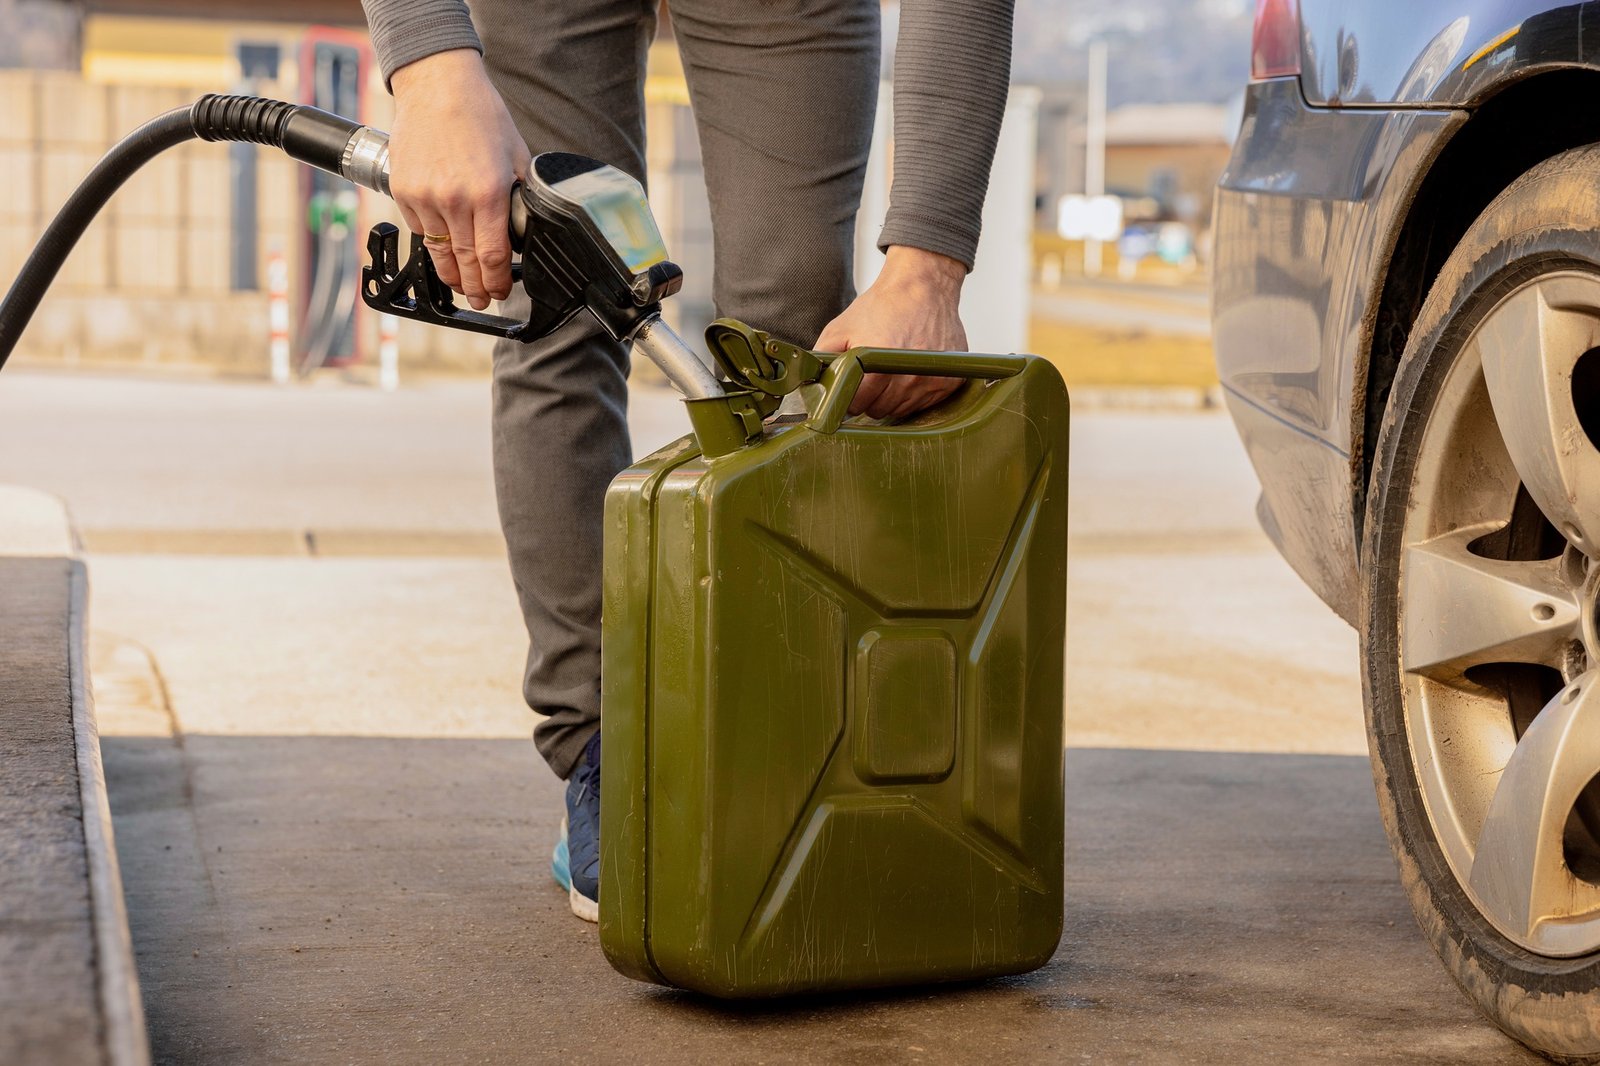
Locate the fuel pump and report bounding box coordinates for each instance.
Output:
[299,36,365,373]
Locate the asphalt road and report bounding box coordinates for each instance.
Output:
[0,369,1538,1063]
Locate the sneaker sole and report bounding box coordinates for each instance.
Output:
[555,816,598,922]
[569,885,599,923]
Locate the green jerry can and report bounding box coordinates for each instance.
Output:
[598,320,1069,997]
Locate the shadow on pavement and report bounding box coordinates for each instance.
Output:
[101,739,1538,1065]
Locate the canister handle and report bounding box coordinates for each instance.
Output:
[808,349,1030,434]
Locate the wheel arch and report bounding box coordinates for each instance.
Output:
[1358,68,1600,541]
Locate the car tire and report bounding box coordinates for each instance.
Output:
[1363,146,1600,1063]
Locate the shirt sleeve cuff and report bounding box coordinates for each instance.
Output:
[876,213,981,273]
[365,1,483,91]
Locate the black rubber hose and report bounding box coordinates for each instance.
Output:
[0,95,366,372]
[0,107,197,371]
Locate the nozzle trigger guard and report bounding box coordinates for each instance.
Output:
[360,223,537,341]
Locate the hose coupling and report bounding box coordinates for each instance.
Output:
[340,126,391,198]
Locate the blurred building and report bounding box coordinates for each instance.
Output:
[0,0,81,68]
[1101,102,1233,227]
[0,0,503,375]
[1036,94,1234,242]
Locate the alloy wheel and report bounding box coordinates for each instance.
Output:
[1400,271,1600,957]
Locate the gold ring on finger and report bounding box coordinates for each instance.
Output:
[422,231,451,245]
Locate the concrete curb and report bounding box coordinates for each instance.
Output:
[0,486,149,1066]
[71,558,150,1066]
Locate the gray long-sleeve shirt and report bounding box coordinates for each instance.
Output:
[362,0,1013,271]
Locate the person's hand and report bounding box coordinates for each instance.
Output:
[814,246,968,420]
[389,49,531,311]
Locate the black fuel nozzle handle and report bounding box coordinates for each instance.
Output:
[229,111,553,340]
[185,100,525,335]
[353,181,613,347]
[238,108,722,399]
[358,153,722,399]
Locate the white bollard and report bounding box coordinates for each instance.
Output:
[1040,254,1062,289]
[267,246,290,385]
[378,313,399,392]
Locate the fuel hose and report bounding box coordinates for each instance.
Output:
[0,95,392,372]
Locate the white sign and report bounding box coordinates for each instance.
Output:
[1057,194,1124,243]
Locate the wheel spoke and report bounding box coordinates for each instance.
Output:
[1402,526,1579,680]
[1468,670,1600,954]
[1476,276,1600,557]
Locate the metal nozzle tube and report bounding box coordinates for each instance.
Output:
[632,315,725,399]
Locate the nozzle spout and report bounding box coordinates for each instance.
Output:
[631,315,725,400]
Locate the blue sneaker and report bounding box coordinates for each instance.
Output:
[550,827,571,890]
[552,732,600,922]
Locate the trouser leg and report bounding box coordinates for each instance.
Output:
[472,0,658,779]
[669,0,880,342]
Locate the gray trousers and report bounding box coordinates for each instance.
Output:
[475,0,881,778]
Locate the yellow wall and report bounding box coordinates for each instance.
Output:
[82,15,310,87]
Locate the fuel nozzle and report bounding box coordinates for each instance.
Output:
[359,148,724,400]
[193,99,727,401]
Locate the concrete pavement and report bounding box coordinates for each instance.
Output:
[0,368,1255,547]
[97,730,1527,1064]
[0,369,1536,1062]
